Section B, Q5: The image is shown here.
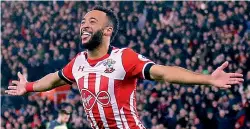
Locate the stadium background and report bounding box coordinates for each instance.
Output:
[1,1,250,129]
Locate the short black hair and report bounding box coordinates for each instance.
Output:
[91,6,119,42]
[58,102,73,114]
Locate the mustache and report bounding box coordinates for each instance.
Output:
[80,29,103,51]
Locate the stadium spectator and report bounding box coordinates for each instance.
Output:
[46,102,73,129]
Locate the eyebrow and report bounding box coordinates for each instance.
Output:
[82,17,98,22]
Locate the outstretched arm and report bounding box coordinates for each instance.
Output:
[149,61,243,88]
[5,71,67,96]
[6,55,77,96]
[32,71,67,91]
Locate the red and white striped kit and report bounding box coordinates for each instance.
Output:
[60,46,154,129]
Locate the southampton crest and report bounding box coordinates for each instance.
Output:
[103,59,116,73]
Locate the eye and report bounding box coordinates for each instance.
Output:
[90,20,96,24]
[81,21,85,25]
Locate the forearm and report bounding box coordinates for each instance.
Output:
[150,65,213,85]
[31,71,66,92]
[163,66,212,85]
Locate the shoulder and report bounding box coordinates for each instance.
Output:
[111,48,137,62]
[120,48,149,61]
[109,47,133,57]
[50,120,59,124]
[48,120,60,128]
[110,47,128,53]
[70,52,86,63]
[75,51,85,58]
[119,47,137,57]
[120,47,133,53]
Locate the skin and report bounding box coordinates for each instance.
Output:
[57,113,71,124]
[6,10,244,97]
[80,10,113,59]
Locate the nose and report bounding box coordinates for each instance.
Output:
[81,21,90,29]
[80,24,90,35]
[81,24,91,35]
[82,25,90,30]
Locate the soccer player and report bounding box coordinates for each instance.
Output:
[5,6,244,129]
[46,103,73,129]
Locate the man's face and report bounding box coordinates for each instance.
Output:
[80,10,110,50]
[60,105,72,123]
[207,112,213,119]
[219,110,225,118]
[61,113,71,123]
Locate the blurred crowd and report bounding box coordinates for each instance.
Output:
[1,90,91,129]
[1,1,250,129]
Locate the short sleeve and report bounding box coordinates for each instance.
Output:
[122,48,155,80]
[58,57,76,84]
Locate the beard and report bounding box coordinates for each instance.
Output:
[80,29,104,51]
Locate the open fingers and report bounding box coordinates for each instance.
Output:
[226,78,244,85]
[8,86,17,90]
[223,85,231,89]
[229,73,243,78]
[5,90,17,95]
[18,72,24,80]
[11,80,19,85]
[218,61,229,70]
[222,85,231,89]
[229,78,244,83]
[228,80,241,85]
[18,72,27,81]
[215,84,231,89]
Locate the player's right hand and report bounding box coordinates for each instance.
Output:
[5,72,28,96]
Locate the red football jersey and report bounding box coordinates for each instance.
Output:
[58,46,155,129]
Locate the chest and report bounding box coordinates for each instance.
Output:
[72,57,125,110]
[72,55,126,88]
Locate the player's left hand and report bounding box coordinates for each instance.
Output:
[210,61,244,89]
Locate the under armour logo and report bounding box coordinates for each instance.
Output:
[81,89,111,110]
[78,66,84,72]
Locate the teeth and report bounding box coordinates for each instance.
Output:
[82,31,91,35]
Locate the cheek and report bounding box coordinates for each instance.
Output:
[62,116,70,121]
[66,115,70,119]
[80,26,84,31]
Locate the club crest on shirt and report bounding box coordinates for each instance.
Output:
[103,59,116,73]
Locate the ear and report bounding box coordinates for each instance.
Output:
[103,27,113,37]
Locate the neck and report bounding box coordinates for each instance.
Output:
[87,39,110,60]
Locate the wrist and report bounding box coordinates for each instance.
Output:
[25,82,35,92]
[207,75,215,85]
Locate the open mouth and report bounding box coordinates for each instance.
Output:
[81,30,92,42]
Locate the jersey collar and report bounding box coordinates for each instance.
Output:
[85,46,113,66]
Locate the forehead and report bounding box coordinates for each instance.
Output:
[83,10,107,21]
